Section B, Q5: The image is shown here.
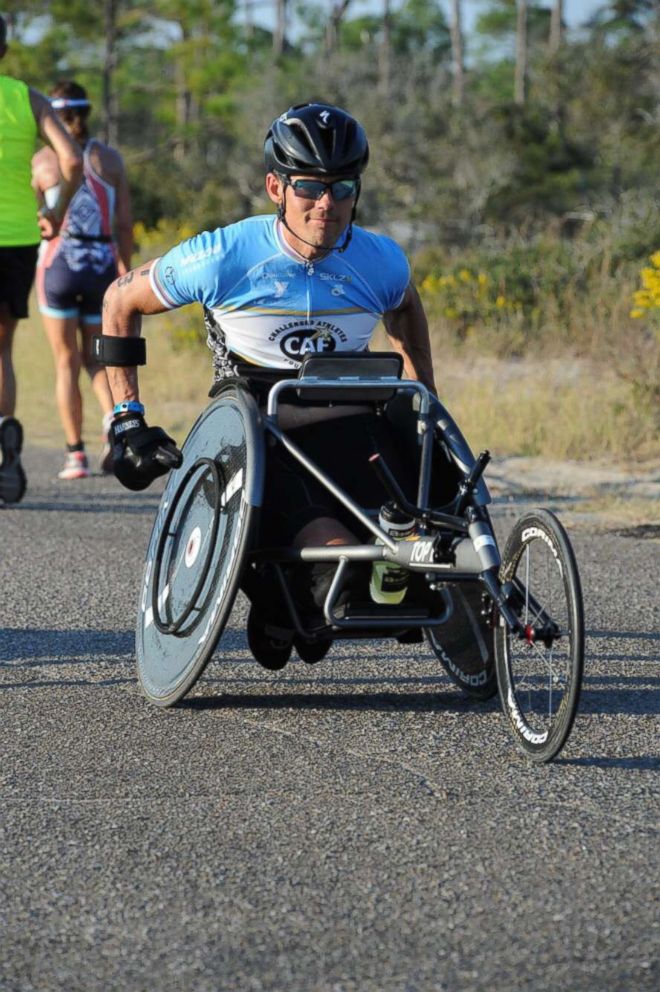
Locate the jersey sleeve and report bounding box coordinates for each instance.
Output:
[352,230,410,313]
[150,229,226,309]
[378,236,411,312]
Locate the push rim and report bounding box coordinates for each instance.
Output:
[151,457,223,636]
[136,389,263,706]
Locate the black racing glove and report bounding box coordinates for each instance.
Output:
[110,412,183,491]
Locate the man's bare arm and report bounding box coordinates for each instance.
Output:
[29,90,82,224]
[102,262,169,407]
[382,282,436,394]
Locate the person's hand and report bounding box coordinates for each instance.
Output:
[110,412,183,491]
[37,207,61,240]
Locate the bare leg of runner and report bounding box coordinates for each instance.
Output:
[41,312,83,446]
[0,303,18,415]
[0,304,26,502]
[81,321,114,472]
[81,320,113,418]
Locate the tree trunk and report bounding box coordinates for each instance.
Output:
[549,0,563,53]
[514,0,528,107]
[326,0,352,54]
[173,20,193,164]
[102,0,119,145]
[450,0,465,108]
[273,0,288,57]
[379,0,392,94]
[244,0,254,43]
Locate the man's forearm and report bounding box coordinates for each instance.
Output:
[102,279,143,406]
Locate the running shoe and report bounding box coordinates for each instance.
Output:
[58,450,90,480]
[0,416,27,504]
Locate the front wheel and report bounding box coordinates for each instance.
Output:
[494,509,584,763]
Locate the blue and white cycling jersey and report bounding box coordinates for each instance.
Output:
[150,215,410,379]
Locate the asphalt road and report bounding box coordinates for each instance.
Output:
[1,445,658,992]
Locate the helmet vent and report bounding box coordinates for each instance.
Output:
[265,103,369,177]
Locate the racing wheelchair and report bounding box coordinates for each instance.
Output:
[137,353,584,763]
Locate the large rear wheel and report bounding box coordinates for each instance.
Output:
[136,388,264,706]
[494,509,584,762]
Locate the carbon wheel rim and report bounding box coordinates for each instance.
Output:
[496,511,583,761]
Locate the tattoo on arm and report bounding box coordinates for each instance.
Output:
[116,271,134,288]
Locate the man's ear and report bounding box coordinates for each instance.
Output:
[265,171,284,206]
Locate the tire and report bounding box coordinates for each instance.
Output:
[494,509,584,763]
[136,388,264,706]
[424,583,498,700]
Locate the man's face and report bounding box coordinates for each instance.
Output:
[266,172,357,256]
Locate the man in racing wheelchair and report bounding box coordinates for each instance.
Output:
[98,102,453,665]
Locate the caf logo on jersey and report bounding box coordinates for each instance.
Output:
[273,319,348,360]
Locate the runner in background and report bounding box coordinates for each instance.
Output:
[32,80,133,480]
[0,16,82,503]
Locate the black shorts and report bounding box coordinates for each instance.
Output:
[0,244,39,319]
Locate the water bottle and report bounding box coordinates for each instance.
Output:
[369,502,416,605]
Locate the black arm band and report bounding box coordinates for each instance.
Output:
[92,335,147,367]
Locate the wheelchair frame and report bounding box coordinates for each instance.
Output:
[249,367,517,642]
[136,354,584,762]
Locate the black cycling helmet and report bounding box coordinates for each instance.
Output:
[264,103,369,178]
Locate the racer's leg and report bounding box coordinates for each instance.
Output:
[293,516,360,610]
[293,517,356,549]
[0,304,18,415]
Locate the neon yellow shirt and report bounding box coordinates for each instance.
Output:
[0,75,39,246]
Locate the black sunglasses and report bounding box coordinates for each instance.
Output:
[284,177,360,202]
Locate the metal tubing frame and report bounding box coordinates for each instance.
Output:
[252,374,496,634]
[265,377,435,556]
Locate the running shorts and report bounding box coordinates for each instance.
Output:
[0,244,39,319]
[36,241,117,322]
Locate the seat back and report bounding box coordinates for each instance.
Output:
[296,352,403,402]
